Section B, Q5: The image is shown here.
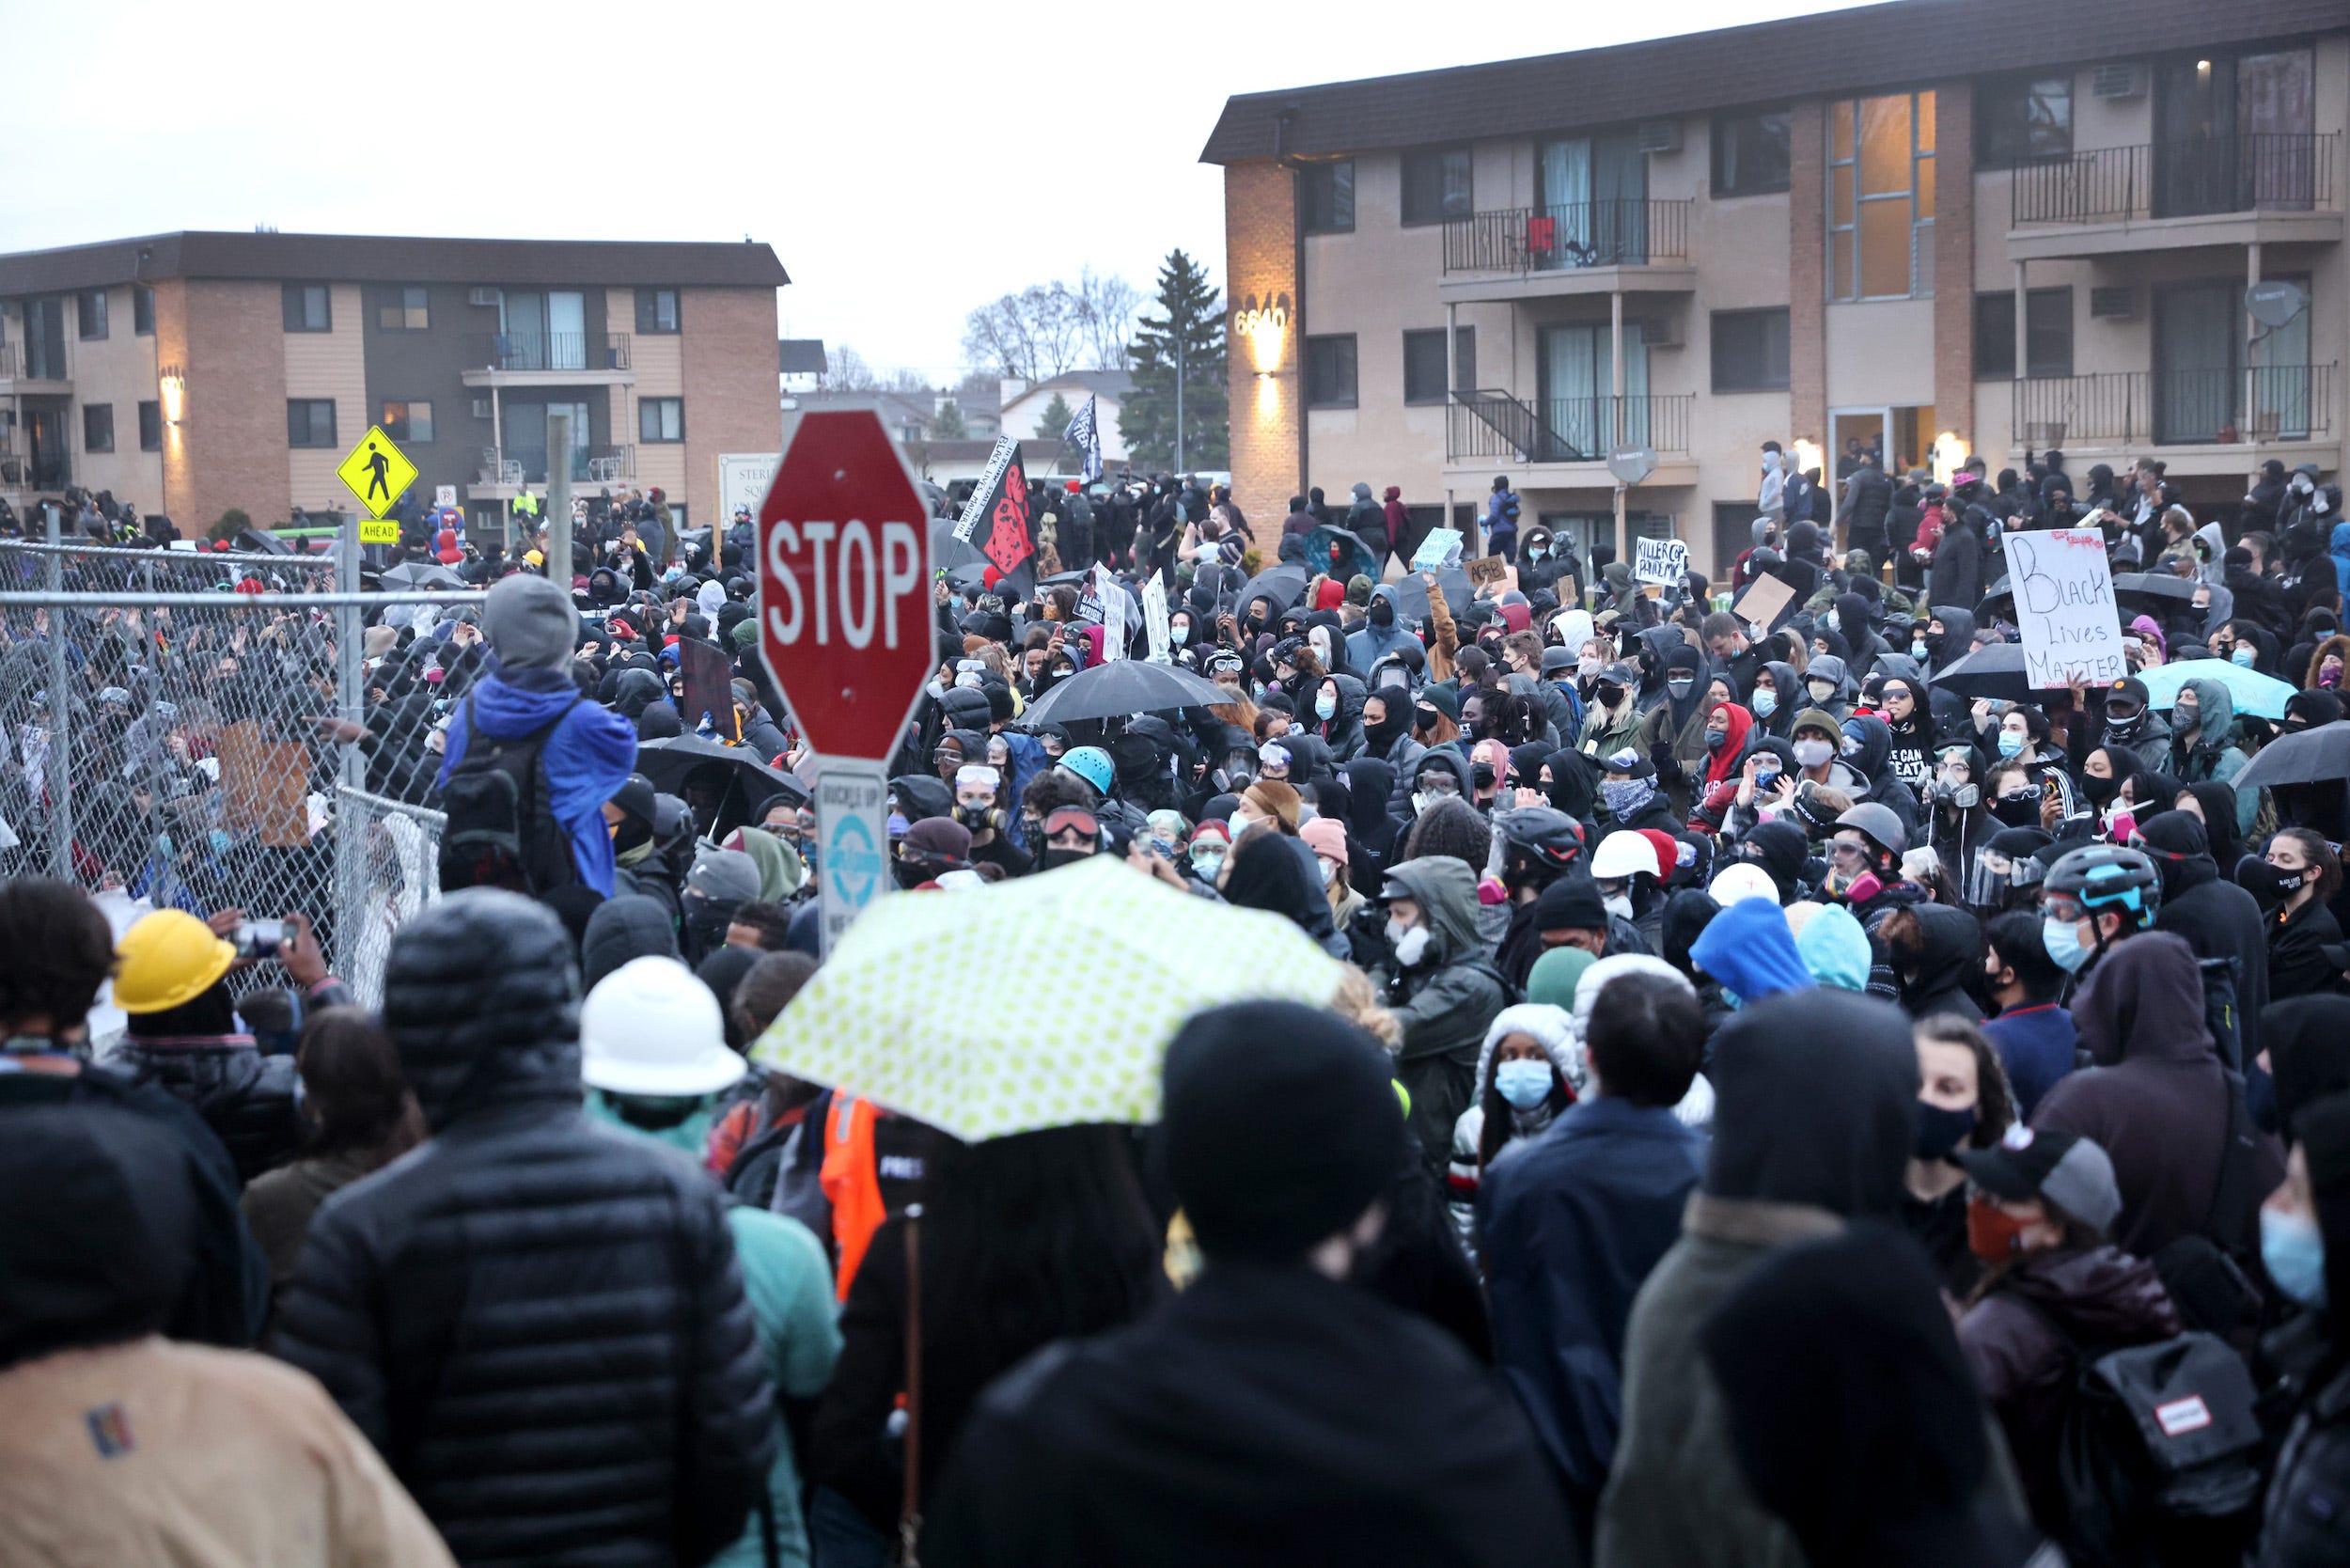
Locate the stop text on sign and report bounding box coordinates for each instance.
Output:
[763,518,924,650]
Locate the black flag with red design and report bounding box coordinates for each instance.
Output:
[978,447,1036,599]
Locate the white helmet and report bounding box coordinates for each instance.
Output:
[1590,830,1657,882]
[580,956,745,1098]
[1707,862,1781,907]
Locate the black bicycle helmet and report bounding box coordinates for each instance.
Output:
[1498,806,1586,873]
[2042,843,2160,926]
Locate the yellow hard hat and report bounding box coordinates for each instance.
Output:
[114,910,236,1014]
[525,549,545,568]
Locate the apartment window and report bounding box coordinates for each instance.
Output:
[1305,335,1358,408]
[1975,288,2074,379]
[1711,307,1792,391]
[133,285,154,336]
[82,403,114,453]
[382,400,435,443]
[1399,326,1478,403]
[377,287,430,331]
[639,398,684,443]
[1976,74,2072,167]
[138,400,162,452]
[1827,91,1936,301]
[1401,148,1473,226]
[634,288,681,335]
[77,290,108,340]
[1453,325,1477,392]
[1301,161,1355,233]
[282,283,332,332]
[287,399,337,448]
[1712,109,1792,196]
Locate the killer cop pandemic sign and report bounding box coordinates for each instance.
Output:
[757,411,932,949]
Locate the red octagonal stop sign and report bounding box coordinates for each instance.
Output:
[757,411,933,761]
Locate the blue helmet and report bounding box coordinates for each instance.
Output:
[1058,745,1116,796]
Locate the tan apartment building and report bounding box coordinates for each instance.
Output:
[0,232,788,537]
[1204,0,2346,578]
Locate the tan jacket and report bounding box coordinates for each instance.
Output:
[0,1338,453,1568]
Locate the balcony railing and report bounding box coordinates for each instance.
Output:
[476,443,636,487]
[2012,133,2338,226]
[2009,364,2335,447]
[1443,200,1691,275]
[1449,389,1692,463]
[469,332,633,373]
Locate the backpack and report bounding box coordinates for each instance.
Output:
[2035,1308,2266,1568]
[437,691,584,896]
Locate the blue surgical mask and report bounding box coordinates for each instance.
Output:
[1911,640,1928,660]
[2042,914,2092,974]
[1997,730,2026,759]
[2231,645,2255,667]
[1494,1058,1554,1111]
[2263,1207,2328,1309]
[1752,689,1777,718]
[1315,692,1338,720]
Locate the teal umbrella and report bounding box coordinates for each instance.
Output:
[2135,658,2296,722]
[1305,525,1381,582]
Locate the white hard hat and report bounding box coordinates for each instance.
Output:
[1707,862,1781,907]
[1590,830,1656,881]
[580,956,745,1098]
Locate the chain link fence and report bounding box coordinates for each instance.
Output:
[0,538,477,1007]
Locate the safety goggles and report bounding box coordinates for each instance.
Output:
[1042,806,1101,846]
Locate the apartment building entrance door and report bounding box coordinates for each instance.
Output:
[1829,407,1888,483]
[22,404,68,490]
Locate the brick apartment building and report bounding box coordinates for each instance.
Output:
[0,231,788,537]
[1204,0,2347,576]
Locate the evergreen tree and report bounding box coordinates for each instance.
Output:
[1119,250,1228,472]
[929,399,968,440]
[1032,391,1075,442]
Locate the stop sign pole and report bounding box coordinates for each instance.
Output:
[756,411,934,952]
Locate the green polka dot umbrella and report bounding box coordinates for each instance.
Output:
[749,855,1348,1141]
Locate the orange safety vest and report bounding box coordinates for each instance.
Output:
[820,1095,887,1301]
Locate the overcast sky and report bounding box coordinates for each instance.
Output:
[8,0,1866,382]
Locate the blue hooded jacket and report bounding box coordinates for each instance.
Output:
[1688,896,1815,1006]
[439,665,640,896]
[2331,521,2350,598]
[1345,585,1417,671]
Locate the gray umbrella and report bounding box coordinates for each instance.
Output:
[1388,565,1477,625]
[2234,721,2350,792]
[1017,659,1233,727]
[1230,563,1309,617]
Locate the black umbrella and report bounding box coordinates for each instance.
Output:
[2111,572,2199,606]
[1927,641,2039,702]
[1017,659,1233,727]
[931,518,986,572]
[1040,570,1091,588]
[1387,565,1477,626]
[1230,562,1309,617]
[634,735,808,840]
[2235,721,2350,792]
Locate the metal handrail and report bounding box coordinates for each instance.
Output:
[2012,132,2339,226]
[1443,200,1692,275]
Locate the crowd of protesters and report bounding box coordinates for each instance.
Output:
[4,434,2350,1568]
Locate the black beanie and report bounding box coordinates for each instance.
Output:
[1532,872,1607,933]
[1163,1001,1402,1262]
[984,682,1016,724]
[1741,820,1810,896]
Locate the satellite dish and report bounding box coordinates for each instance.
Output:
[1606,446,1658,487]
[2247,279,2309,330]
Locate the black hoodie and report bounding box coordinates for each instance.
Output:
[1704,989,1920,1217]
[2138,809,2269,1071]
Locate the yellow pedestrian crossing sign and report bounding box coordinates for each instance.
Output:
[337,426,418,520]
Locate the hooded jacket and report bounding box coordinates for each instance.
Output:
[1447,1003,1583,1250]
[1897,903,1985,1022]
[1347,585,1418,671]
[106,1025,303,1186]
[1312,672,1369,761]
[2166,676,2255,836]
[2032,932,2282,1259]
[439,664,641,896]
[1839,713,1923,842]
[1690,896,1813,1006]
[1599,990,2025,1568]
[1382,856,1511,1173]
[1796,903,1873,992]
[2138,809,2269,1072]
[272,890,777,1568]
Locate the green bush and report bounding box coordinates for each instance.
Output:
[207,509,252,543]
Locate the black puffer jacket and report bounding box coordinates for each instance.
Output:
[272,890,776,1568]
[106,1035,300,1186]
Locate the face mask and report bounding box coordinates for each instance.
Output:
[1040,847,1093,872]
[1170,624,1190,646]
[1989,792,2039,828]
[1966,1196,2039,1262]
[1668,678,1695,700]
[1603,892,1635,922]
[1809,681,1837,704]
[1369,600,1394,627]
[1317,858,1339,888]
[2238,858,2307,904]
[1315,692,1338,720]
[1389,922,1433,968]
[2106,707,2143,739]
[2042,914,2092,973]
[1911,640,1928,660]
[2174,705,2200,731]
[2325,667,2343,689]
[1190,849,1225,880]
[1936,780,1981,809]
[1494,1058,1553,1111]
[1996,730,2026,758]
[1600,777,1653,819]
[1915,1101,1976,1161]
[1752,690,1777,717]
[1793,739,1833,769]
[1578,656,1603,678]
[1595,682,1625,709]
[953,804,1001,831]
[2262,1207,2329,1309]
[2230,645,2255,667]
[1705,728,1731,750]
[2080,772,2120,808]
[1753,762,1782,788]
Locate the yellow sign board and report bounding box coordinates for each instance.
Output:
[336,426,418,520]
[359,518,400,545]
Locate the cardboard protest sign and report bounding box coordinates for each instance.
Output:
[1732,572,1798,635]
[1634,537,1690,587]
[1464,555,1511,591]
[2008,528,2126,688]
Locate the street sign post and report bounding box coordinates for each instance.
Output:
[337,425,419,545]
[756,410,932,951]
